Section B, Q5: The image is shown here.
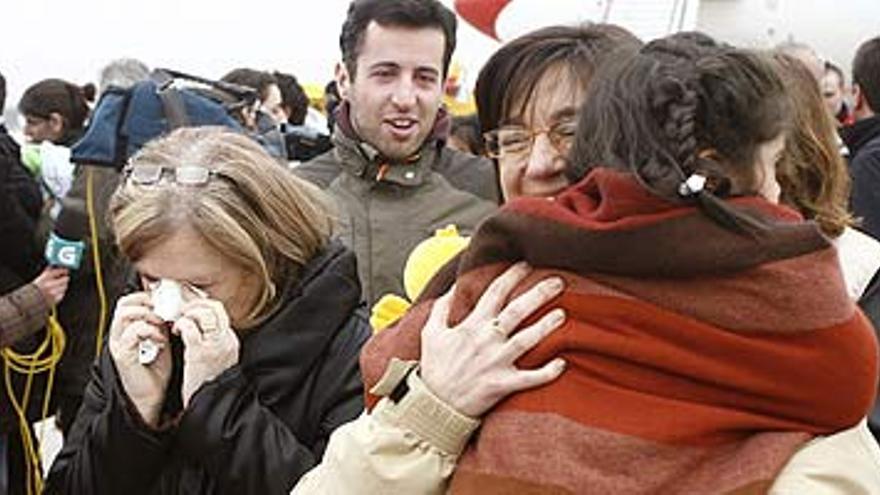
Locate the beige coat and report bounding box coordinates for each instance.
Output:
[293,364,880,494]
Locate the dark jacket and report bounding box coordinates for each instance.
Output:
[859,271,880,441]
[820,116,880,437]
[843,116,880,240]
[294,107,498,305]
[46,242,370,495]
[0,124,42,289]
[0,123,52,438]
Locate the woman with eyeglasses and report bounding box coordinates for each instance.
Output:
[479,24,642,201]
[45,127,371,494]
[359,32,879,494]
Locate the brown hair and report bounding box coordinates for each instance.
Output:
[475,24,642,140]
[771,53,853,237]
[111,127,333,327]
[853,36,880,111]
[340,0,457,78]
[221,68,277,103]
[18,78,96,144]
[569,34,791,234]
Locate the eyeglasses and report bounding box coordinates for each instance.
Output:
[124,164,219,186]
[483,120,577,162]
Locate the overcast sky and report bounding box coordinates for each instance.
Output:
[7,0,876,128]
[1,0,499,122]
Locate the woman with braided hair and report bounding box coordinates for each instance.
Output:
[361,33,879,493]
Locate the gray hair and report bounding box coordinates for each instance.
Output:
[99,58,150,93]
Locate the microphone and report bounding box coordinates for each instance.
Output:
[44,198,89,270]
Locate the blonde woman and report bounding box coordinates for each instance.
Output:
[45,127,371,494]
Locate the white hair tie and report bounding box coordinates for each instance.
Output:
[678,173,707,197]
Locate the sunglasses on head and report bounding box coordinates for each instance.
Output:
[124,164,219,186]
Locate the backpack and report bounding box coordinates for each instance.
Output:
[70,68,260,168]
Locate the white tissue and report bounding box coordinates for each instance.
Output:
[138,339,160,365]
[152,279,183,322]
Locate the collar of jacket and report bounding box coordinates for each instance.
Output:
[236,240,362,401]
[331,102,451,187]
[841,115,880,157]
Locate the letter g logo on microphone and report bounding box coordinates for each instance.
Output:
[45,233,86,270]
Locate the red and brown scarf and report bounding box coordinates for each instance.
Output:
[361,168,879,494]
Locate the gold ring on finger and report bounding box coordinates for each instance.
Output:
[199,317,219,335]
[489,317,507,338]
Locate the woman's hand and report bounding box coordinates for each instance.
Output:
[174,299,240,408]
[32,266,70,305]
[108,293,173,427]
[419,262,567,418]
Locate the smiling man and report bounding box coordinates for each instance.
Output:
[294,0,498,305]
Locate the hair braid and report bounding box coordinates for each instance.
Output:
[664,82,699,178]
[636,69,699,198]
[571,32,788,237]
[645,46,764,234]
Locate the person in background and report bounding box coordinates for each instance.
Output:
[772,53,869,299]
[322,80,341,135]
[0,70,42,270]
[29,73,121,438]
[221,68,286,128]
[18,79,95,147]
[447,114,481,155]
[274,71,333,163]
[294,0,498,306]
[273,71,309,127]
[1,68,60,495]
[98,58,150,94]
[776,40,824,82]
[17,78,95,217]
[46,127,370,494]
[823,61,854,127]
[221,68,290,161]
[843,36,880,241]
[770,52,880,472]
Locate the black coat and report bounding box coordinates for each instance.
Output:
[843,116,880,240]
[0,124,42,291]
[45,242,370,495]
[844,115,880,439]
[0,124,51,437]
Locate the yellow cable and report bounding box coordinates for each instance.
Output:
[2,309,66,495]
[0,168,105,494]
[86,168,109,357]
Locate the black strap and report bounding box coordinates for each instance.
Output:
[150,68,259,131]
[157,86,191,131]
[388,365,419,404]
